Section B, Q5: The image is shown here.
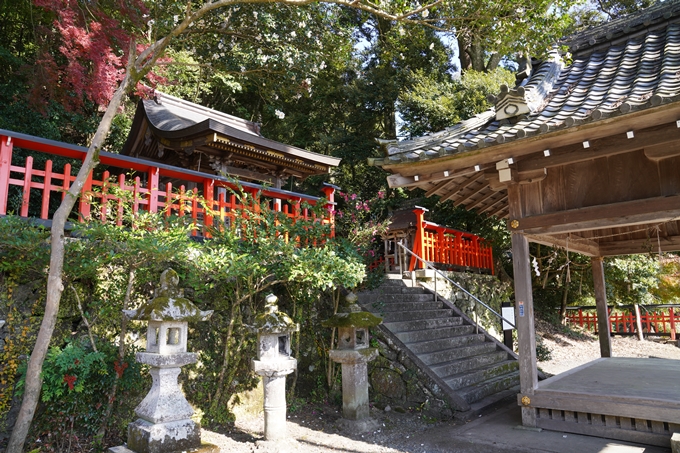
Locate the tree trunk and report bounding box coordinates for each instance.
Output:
[6,73,132,453]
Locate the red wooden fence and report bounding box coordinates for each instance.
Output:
[410,208,494,274]
[565,307,679,340]
[0,130,335,237]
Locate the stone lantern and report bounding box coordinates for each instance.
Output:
[110,269,214,453]
[323,291,382,431]
[250,294,298,441]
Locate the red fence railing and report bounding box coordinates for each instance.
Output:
[0,130,335,237]
[410,208,494,274]
[565,307,679,340]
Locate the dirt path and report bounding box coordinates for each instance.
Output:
[201,322,680,452]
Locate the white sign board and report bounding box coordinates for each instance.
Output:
[502,306,516,331]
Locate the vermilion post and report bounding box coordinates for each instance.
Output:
[670,308,676,341]
[78,170,93,221]
[0,135,12,215]
[20,156,33,217]
[147,167,160,214]
[411,207,427,271]
[203,178,214,237]
[321,184,336,238]
[41,160,53,219]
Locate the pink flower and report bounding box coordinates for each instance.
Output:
[378,191,385,199]
[350,193,357,200]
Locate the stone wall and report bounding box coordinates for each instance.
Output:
[368,327,454,420]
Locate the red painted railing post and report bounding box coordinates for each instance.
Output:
[410,207,427,271]
[78,170,93,221]
[671,308,676,341]
[578,308,584,328]
[20,156,33,217]
[0,136,12,215]
[147,167,160,214]
[203,178,214,237]
[436,227,445,265]
[41,160,53,219]
[321,184,336,238]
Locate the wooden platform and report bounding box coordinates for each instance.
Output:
[519,357,680,447]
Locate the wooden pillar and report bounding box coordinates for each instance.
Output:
[507,184,537,427]
[591,257,612,358]
[511,232,538,426]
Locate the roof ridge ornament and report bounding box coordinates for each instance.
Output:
[488,48,564,121]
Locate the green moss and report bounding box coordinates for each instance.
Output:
[322,311,382,328]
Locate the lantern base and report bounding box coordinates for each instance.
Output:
[124,418,201,453]
[335,417,381,434]
[108,442,218,453]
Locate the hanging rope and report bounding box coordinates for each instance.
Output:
[565,234,571,283]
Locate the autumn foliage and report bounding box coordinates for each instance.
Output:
[31,0,148,110]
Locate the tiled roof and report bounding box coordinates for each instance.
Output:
[372,1,680,166]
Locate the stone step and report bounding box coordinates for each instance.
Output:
[384,317,463,333]
[443,360,519,391]
[405,334,487,355]
[358,293,434,304]
[458,371,521,404]
[360,286,427,295]
[378,309,454,323]
[417,342,498,366]
[364,300,444,313]
[430,350,509,378]
[394,325,476,343]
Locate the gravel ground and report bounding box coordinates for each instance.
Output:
[201,322,680,453]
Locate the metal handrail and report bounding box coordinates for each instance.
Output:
[396,242,515,329]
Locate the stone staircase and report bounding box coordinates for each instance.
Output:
[358,276,519,418]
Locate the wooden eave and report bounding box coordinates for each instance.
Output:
[378,103,680,257]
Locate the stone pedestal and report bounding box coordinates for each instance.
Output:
[322,291,382,433]
[252,357,297,441]
[330,348,378,421]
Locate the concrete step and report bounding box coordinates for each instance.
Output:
[358,293,434,304]
[458,371,521,404]
[394,325,476,343]
[417,342,498,366]
[378,309,454,323]
[384,317,464,333]
[430,350,509,378]
[405,334,487,355]
[364,300,443,313]
[443,360,519,391]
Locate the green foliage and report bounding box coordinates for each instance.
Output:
[399,68,516,137]
[605,255,662,306]
[15,338,146,452]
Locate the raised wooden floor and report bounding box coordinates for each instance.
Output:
[519,357,680,447]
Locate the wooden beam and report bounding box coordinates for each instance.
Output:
[510,195,680,235]
[508,185,538,428]
[425,179,457,197]
[599,234,680,256]
[480,196,506,215]
[439,173,485,203]
[453,177,487,206]
[517,122,680,173]
[386,166,484,189]
[525,233,600,257]
[644,141,680,161]
[488,202,508,218]
[592,257,612,358]
[465,188,497,211]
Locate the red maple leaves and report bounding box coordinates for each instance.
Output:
[31,0,149,110]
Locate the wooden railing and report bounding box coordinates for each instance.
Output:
[564,306,680,340]
[0,129,335,236]
[410,207,494,274]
